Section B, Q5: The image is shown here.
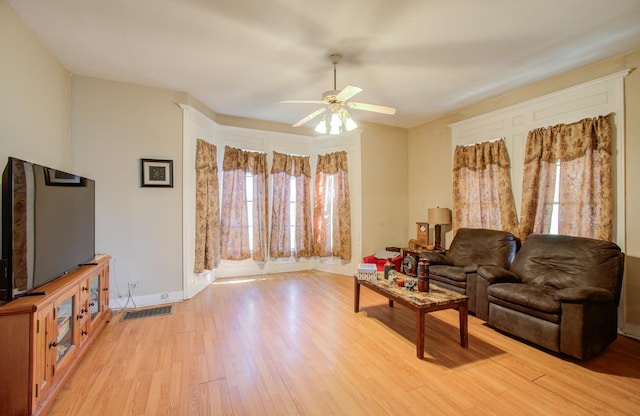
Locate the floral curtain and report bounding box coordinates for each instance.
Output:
[519,115,613,240]
[194,139,220,272]
[270,151,313,258]
[452,139,518,236]
[313,151,351,260]
[220,146,269,261]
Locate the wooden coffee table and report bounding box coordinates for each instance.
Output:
[354,275,468,359]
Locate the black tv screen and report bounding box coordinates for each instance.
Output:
[1,157,95,301]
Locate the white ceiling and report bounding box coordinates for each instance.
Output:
[8,0,640,129]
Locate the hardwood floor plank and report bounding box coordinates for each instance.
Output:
[197,378,233,416]
[48,271,640,415]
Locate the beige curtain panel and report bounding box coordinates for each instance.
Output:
[270,151,313,258]
[519,114,613,241]
[314,151,351,260]
[194,139,220,273]
[452,139,518,236]
[220,146,269,262]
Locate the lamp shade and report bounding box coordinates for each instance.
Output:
[428,207,451,225]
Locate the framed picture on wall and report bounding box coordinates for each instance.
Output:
[44,168,86,186]
[140,159,173,187]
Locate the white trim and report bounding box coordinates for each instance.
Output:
[449,70,631,129]
[179,104,220,299]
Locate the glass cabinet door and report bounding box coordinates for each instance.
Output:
[55,294,74,364]
[89,274,101,320]
[35,303,55,403]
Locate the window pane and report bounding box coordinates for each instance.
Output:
[290,176,296,252]
[549,160,560,234]
[246,173,253,250]
[326,175,335,246]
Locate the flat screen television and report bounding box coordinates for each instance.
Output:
[1,157,95,302]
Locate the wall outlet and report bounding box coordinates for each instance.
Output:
[160,292,169,300]
[128,281,139,289]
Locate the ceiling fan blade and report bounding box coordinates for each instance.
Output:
[279,100,325,104]
[347,101,397,115]
[292,107,326,127]
[336,85,362,102]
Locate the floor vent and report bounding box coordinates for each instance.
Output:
[121,305,173,321]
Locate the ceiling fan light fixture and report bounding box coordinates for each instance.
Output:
[315,114,328,134]
[345,113,358,131]
[316,107,357,135]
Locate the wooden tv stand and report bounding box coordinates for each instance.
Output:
[0,255,112,416]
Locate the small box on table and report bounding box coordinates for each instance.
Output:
[357,263,378,281]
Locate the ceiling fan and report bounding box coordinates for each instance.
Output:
[280,53,396,134]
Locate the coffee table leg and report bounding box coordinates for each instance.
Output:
[354,278,360,313]
[459,299,469,347]
[416,310,425,359]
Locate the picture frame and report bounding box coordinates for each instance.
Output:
[140,159,173,188]
[44,168,86,186]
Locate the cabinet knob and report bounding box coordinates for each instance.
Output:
[102,288,108,291]
[77,314,84,320]
[81,330,88,336]
[89,302,95,307]
[49,341,58,348]
[81,308,88,314]
[82,286,89,292]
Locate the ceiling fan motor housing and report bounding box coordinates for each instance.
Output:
[322,90,340,104]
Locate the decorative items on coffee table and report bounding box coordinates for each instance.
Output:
[401,246,442,278]
[401,254,417,276]
[356,263,377,281]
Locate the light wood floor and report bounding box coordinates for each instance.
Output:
[50,271,640,415]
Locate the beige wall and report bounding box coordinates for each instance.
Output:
[71,76,184,303]
[408,120,455,247]
[360,122,409,255]
[0,0,71,171]
[408,48,640,333]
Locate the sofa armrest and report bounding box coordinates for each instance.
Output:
[475,265,520,321]
[477,265,521,284]
[555,287,615,303]
[464,264,479,274]
[420,252,453,266]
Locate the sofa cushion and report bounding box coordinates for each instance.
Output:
[447,228,520,268]
[489,283,561,314]
[510,234,624,299]
[430,265,467,283]
[488,283,562,324]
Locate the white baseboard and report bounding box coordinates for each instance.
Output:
[110,290,183,310]
[621,323,640,341]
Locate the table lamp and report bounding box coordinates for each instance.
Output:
[428,207,451,251]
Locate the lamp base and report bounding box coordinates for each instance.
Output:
[434,224,442,251]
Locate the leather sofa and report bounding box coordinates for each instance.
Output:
[478,234,625,360]
[419,228,520,317]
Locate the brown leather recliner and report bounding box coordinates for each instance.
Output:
[478,234,625,360]
[419,228,520,316]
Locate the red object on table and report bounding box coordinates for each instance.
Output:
[362,253,402,271]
